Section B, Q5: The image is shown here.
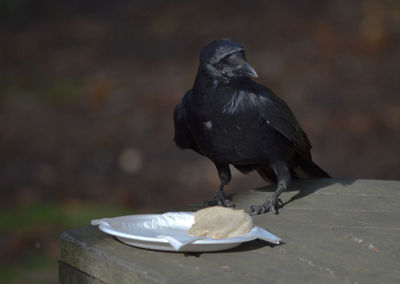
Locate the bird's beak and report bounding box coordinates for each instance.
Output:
[238,60,258,78]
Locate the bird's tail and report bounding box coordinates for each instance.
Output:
[296,158,331,179]
[257,159,330,184]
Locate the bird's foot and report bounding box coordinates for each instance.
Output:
[203,190,234,208]
[247,198,283,215]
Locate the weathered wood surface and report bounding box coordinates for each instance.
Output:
[59,179,400,284]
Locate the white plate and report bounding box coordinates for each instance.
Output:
[91,212,281,252]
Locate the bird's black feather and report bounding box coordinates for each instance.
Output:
[173,38,330,214]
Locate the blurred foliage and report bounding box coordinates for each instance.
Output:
[0,77,83,105]
[0,202,133,283]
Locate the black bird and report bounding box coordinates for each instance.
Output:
[174,38,330,215]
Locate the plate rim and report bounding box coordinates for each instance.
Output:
[94,213,258,245]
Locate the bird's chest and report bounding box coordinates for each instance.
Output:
[196,117,264,163]
[188,92,263,162]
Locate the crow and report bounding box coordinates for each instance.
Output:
[174,38,330,215]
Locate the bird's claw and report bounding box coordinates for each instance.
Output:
[203,191,234,208]
[247,197,281,215]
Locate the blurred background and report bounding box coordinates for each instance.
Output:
[1,0,399,282]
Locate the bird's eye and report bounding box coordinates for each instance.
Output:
[223,52,242,65]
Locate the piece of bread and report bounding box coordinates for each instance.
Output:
[187,206,254,239]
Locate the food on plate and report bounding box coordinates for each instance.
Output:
[187,206,254,239]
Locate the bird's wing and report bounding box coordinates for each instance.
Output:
[173,90,201,153]
[256,86,312,160]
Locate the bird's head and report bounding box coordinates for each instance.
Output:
[199,38,258,83]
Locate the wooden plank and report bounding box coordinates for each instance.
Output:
[59,179,400,284]
[59,261,106,284]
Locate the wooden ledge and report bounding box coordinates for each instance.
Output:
[59,179,400,283]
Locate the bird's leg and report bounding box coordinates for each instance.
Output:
[204,164,233,207]
[207,182,233,207]
[248,161,291,215]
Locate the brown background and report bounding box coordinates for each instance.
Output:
[1,0,400,212]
